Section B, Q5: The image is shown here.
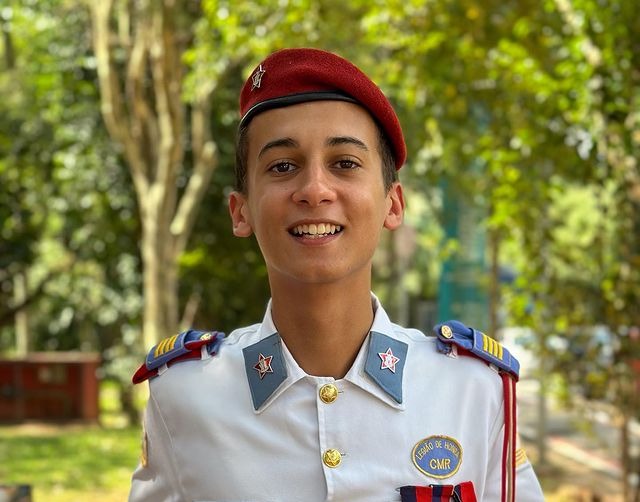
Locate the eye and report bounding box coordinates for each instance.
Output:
[269,161,297,174]
[334,159,360,170]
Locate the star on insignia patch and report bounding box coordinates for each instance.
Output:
[251,64,266,90]
[253,352,274,379]
[378,347,400,373]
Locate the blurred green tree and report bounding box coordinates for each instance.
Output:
[0,0,140,353]
[0,0,143,420]
[89,0,218,349]
[359,0,639,494]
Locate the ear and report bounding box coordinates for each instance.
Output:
[228,191,254,237]
[383,182,405,230]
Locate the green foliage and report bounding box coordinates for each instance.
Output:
[0,0,142,393]
[359,0,640,419]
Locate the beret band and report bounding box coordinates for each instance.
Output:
[240,91,358,129]
[239,48,407,170]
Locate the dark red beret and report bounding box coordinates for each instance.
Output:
[239,48,406,170]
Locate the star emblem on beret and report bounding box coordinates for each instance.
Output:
[378,347,400,373]
[251,64,266,90]
[253,352,273,379]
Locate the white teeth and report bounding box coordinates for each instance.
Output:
[292,223,342,237]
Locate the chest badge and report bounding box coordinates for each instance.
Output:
[412,435,463,479]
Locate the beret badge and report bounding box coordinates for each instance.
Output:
[251,64,266,91]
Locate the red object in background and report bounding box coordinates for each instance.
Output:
[0,352,100,422]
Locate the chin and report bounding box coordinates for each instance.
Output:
[270,260,370,287]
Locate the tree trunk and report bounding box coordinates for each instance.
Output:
[14,271,29,356]
[621,411,630,502]
[90,0,218,349]
[119,379,140,425]
[536,352,549,467]
[1,11,15,70]
[140,217,180,348]
[141,219,169,348]
[488,225,500,340]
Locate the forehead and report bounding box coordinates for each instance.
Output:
[246,100,380,153]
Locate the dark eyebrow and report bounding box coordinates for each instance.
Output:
[326,136,369,151]
[258,137,299,159]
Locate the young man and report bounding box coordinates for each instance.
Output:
[129,48,544,502]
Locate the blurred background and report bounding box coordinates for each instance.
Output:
[0,0,638,500]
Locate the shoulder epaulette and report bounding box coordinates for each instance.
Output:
[433,320,520,380]
[132,330,225,384]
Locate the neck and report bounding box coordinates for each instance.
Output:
[269,276,374,379]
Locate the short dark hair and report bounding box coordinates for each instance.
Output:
[234,122,398,194]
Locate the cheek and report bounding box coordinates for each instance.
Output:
[248,194,281,235]
[351,191,390,223]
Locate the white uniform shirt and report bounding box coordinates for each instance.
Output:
[129,298,544,502]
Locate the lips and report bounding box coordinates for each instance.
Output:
[290,223,343,239]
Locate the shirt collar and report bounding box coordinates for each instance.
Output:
[242,295,408,412]
[242,300,305,413]
[344,296,407,410]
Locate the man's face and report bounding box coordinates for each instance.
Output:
[229,100,404,287]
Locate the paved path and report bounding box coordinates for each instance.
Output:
[517,377,640,498]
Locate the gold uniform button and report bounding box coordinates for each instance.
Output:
[319,384,339,404]
[323,449,342,468]
[440,325,453,339]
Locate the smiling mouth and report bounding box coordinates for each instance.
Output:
[290,223,343,239]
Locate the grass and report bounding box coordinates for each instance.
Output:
[0,424,139,501]
[522,438,624,502]
[0,381,142,502]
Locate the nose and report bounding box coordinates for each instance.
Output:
[291,163,337,207]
